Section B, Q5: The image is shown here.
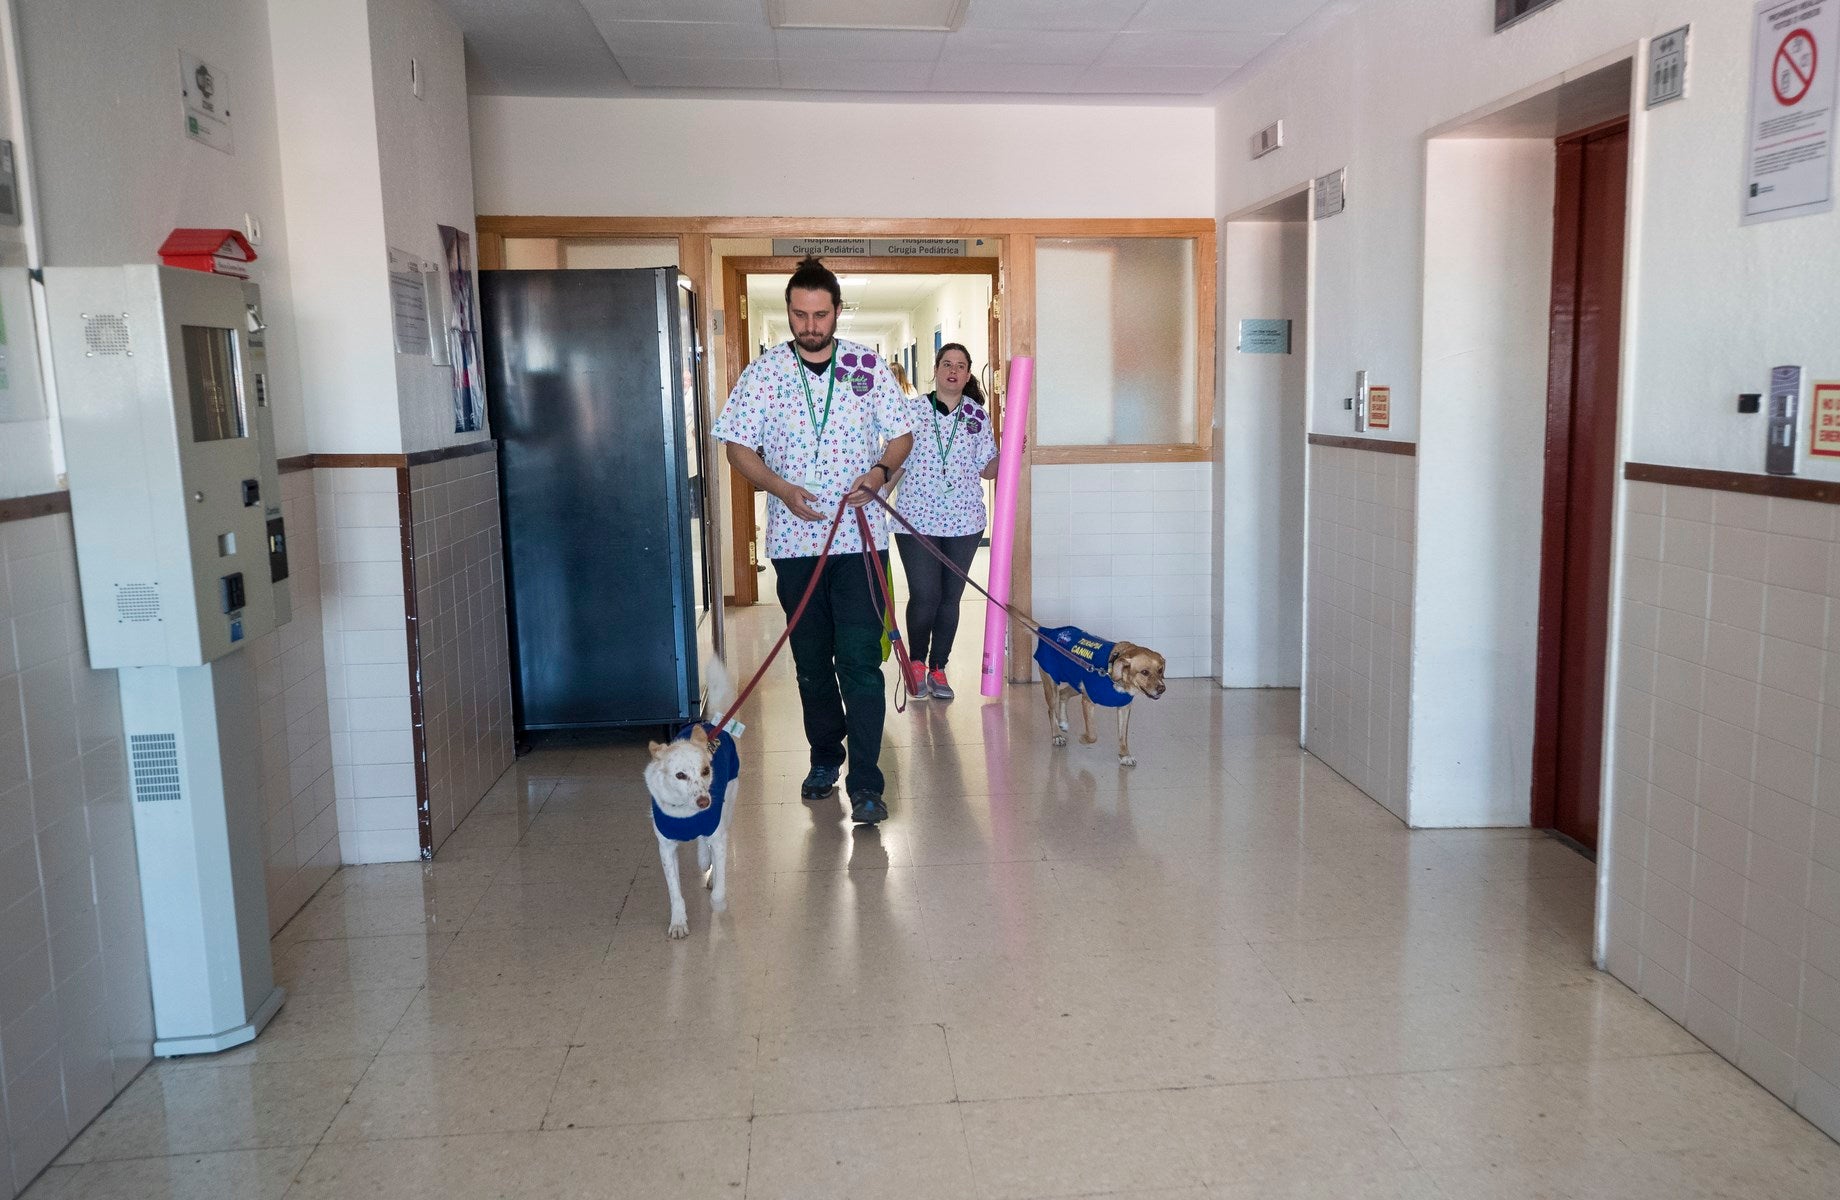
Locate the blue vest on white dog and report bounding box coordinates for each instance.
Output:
[1033,626,1132,708]
[652,724,739,842]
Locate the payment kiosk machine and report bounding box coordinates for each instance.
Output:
[45,265,291,1055]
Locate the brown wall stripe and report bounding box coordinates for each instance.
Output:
[1625,462,1840,506]
[1308,434,1417,456]
[0,491,73,523]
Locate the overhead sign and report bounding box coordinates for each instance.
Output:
[772,238,971,258]
[1811,381,1840,457]
[1368,385,1392,430]
[1744,0,1839,224]
[1238,318,1291,354]
[1647,25,1689,108]
[1313,168,1345,220]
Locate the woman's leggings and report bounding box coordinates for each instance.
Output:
[895,532,983,669]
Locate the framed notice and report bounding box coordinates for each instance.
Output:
[1368,386,1391,430]
[1744,0,1840,224]
[1811,381,1840,457]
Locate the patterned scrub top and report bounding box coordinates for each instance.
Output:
[893,391,999,537]
[712,339,914,560]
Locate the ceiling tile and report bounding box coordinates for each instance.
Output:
[927,60,1088,91]
[774,28,947,60]
[613,57,782,88]
[1095,29,1275,66]
[1071,63,1236,94]
[937,28,1112,66]
[597,19,779,59]
[1126,0,1326,32]
[778,59,937,91]
[959,0,1143,32]
[585,0,766,20]
[444,0,632,95]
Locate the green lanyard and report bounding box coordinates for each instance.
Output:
[929,393,961,491]
[792,342,837,464]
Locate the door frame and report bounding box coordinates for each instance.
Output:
[1529,116,1631,841]
[721,254,1003,606]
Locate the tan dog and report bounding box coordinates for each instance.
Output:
[1032,626,1167,766]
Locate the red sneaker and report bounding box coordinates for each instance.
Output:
[906,660,930,699]
[928,669,954,700]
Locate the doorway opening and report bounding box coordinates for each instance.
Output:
[1217,187,1310,737]
[721,256,999,607]
[1413,57,1632,842]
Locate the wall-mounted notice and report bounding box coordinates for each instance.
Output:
[1648,25,1689,108]
[1368,385,1392,429]
[388,247,431,356]
[1238,318,1292,354]
[1811,380,1840,457]
[1313,168,1346,220]
[1744,0,1839,224]
[181,54,233,154]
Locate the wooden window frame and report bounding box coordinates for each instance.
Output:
[1026,225,1217,466]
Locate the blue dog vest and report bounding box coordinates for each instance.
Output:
[1033,626,1132,708]
[652,724,739,842]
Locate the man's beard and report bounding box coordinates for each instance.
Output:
[794,330,834,353]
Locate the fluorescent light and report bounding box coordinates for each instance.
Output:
[768,0,966,31]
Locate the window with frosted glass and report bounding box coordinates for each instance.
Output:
[1035,237,1197,446]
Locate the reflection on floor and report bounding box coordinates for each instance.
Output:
[29,602,1840,1198]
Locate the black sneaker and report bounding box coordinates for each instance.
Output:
[800,765,840,800]
[850,792,889,824]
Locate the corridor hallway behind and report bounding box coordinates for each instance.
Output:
[28,601,1840,1198]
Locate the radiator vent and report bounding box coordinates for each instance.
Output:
[83,313,131,356]
[115,583,161,623]
[129,734,182,803]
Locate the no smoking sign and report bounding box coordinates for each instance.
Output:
[1775,27,1818,105]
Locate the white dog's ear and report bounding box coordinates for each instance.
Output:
[689,725,709,747]
[648,741,665,758]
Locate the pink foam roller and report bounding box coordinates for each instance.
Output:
[981,356,1033,698]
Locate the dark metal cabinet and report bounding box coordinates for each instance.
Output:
[481,267,721,731]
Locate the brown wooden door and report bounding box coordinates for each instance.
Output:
[1533,120,1629,851]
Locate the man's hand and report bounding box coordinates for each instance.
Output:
[775,479,825,522]
[846,468,885,507]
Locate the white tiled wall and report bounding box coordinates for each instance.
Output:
[409,453,514,853]
[1030,462,1213,679]
[1605,480,1840,1142]
[1304,446,1415,819]
[0,515,151,1199]
[316,468,421,864]
[248,470,340,932]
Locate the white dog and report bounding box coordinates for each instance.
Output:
[644,655,738,939]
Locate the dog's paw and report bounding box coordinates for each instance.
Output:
[1080,734,1098,745]
[1119,755,1137,767]
[667,920,689,939]
[1052,734,1067,747]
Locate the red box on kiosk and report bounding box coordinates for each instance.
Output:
[158,228,257,278]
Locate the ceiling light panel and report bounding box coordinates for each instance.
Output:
[768,0,968,32]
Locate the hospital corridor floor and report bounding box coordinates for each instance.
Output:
[25,603,1840,1198]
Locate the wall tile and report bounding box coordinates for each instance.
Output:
[1606,486,1840,1141]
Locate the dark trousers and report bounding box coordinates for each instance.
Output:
[773,552,886,796]
[896,532,982,669]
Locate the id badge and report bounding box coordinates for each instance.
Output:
[801,465,826,493]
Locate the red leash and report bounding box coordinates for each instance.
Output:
[710,498,849,733]
[856,507,914,713]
